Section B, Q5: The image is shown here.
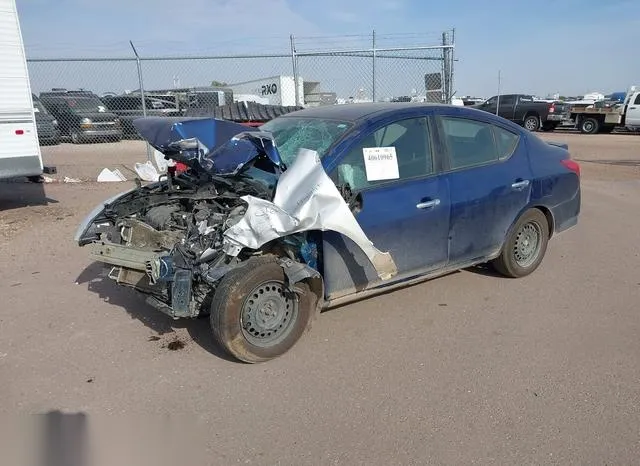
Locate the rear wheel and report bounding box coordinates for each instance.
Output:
[492,209,549,278]
[523,115,540,131]
[579,117,600,134]
[210,255,320,363]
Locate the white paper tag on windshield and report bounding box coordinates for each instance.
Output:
[362,147,399,181]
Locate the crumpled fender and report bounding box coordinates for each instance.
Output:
[222,149,398,281]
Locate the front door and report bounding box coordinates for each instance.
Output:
[321,115,451,301]
[626,93,640,128]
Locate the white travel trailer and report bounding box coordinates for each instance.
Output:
[0,0,43,180]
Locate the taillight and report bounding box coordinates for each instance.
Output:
[549,103,555,113]
[561,159,580,176]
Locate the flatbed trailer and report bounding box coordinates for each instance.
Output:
[564,86,640,134]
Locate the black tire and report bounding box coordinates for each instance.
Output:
[210,255,320,363]
[541,122,558,132]
[491,208,549,278]
[580,117,600,134]
[523,114,540,132]
[70,130,83,144]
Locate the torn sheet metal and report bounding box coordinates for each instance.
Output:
[222,148,398,280]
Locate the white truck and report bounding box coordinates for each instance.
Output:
[229,75,304,107]
[0,0,43,180]
[563,85,640,134]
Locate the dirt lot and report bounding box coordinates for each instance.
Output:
[1,133,639,465]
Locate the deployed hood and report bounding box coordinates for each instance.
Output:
[132,117,285,176]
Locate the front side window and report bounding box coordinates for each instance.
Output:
[335,117,433,192]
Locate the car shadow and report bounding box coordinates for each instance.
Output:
[0,179,58,211]
[75,262,238,362]
[464,263,504,278]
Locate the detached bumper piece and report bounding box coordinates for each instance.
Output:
[90,241,196,319]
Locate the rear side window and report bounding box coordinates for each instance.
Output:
[493,125,519,159]
[440,117,518,170]
[635,94,640,105]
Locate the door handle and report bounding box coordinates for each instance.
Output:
[630,106,637,110]
[416,199,440,209]
[511,180,530,190]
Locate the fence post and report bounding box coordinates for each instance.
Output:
[130,40,152,162]
[290,34,300,106]
[450,28,455,101]
[441,32,451,104]
[372,30,377,102]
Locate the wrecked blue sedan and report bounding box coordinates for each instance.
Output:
[75,103,581,363]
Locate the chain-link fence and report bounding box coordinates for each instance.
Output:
[26,31,454,144]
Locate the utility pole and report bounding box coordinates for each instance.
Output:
[130,40,152,162]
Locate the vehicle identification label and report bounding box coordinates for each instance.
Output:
[362,147,399,181]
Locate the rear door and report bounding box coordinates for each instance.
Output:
[321,114,451,300]
[434,109,532,264]
[626,93,640,127]
[496,95,516,120]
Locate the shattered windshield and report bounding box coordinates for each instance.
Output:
[260,117,352,166]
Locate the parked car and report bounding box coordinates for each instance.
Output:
[32,94,60,145]
[102,95,181,138]
[74,103,581,363]
[473,94,567,132]
[39,89,122,143]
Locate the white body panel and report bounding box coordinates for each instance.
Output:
[625,91,640,128]
[0,0,42,179]
[229,76,304,106]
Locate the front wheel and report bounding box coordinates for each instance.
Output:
[491,209,549,278]
[210,255,320,363]
[70,130,83,144]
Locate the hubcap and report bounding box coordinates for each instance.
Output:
[513,221,542,268]
[240,281,298,347]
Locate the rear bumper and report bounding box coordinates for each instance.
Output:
[551,186,581,234]
[545,114,564,122]
[78,129,123,140]
[38,128,60,143]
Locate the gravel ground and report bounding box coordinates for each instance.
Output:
[1,131,639,465]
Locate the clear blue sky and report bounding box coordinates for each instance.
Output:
[17,0,639,98]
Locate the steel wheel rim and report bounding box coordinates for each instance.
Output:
[240,280,298,347]
[583,121,594,132]
[525,118,537,130]
[513,221,542,268]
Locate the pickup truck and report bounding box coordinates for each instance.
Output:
[563,86,640,134]
[473,94,567,132]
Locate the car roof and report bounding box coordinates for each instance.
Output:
[280,102,450,122]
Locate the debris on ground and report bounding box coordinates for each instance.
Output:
[97,168,127,182]
[166,338,186,351]
[63,176,82,183]
[147,335,161,342]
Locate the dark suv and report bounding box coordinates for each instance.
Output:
[39,90,122,143]
[102,95,181,138]
[32,94,60,145]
